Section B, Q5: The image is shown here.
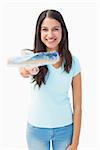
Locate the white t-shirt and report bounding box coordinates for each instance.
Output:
[28,55,81,128]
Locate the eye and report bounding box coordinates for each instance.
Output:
[52,28,60,31]
[54,28,59,30]
[41,28,48,31]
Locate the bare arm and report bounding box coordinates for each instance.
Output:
[67,73,82,150]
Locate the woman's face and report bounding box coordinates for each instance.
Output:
[41,17,62,51]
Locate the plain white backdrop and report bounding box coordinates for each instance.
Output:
[0,0,100,150]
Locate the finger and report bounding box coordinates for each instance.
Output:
[29,67,39,75]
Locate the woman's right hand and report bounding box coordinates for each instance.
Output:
[19,67,39,78]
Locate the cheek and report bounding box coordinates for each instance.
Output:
[41,32,46,42]
[60,33,62,40]
[57,32,62,42]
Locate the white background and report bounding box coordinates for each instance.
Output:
[0,0,100,150]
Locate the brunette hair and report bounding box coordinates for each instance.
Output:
[32,9,72,87]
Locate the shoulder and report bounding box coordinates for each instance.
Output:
[72,55,80,63]
[71,55,81,67]
[71,55,81,77]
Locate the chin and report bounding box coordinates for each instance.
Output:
[46,45,58,51]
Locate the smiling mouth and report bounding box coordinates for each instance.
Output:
[46,39,56,43]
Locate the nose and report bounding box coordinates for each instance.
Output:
[47,30,54,38]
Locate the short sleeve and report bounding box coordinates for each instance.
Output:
[72,56,81,77]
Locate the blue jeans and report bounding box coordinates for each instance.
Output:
[26,123,73,150]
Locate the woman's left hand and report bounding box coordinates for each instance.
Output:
[66,144,77,150]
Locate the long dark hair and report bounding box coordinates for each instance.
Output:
[32,9,72,87]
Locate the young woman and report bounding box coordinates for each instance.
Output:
[20,9,82,150]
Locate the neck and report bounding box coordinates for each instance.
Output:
[47,47,58,52]
[52,56,63,68]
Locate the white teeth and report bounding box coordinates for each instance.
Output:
[47,39,55,42]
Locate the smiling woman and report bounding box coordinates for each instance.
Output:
[19,9,82,150]
[41,18,62,51]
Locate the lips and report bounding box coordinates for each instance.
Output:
[46,38,56,43]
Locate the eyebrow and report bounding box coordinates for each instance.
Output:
[41,26,61,28]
